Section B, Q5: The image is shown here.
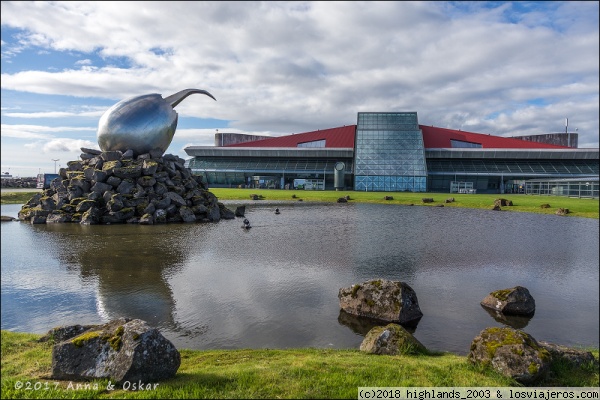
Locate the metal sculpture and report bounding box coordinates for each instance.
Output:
[97,89,216,156]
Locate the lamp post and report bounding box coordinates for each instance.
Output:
[52,159,60,174]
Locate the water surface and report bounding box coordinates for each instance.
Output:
[1,202,598,355]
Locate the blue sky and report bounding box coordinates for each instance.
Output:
[1,1,598,177]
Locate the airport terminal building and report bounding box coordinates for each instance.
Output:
[185,112,599,196]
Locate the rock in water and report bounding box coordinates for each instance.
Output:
[338,279,423,325]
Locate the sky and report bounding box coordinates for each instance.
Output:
[1,1,598,178]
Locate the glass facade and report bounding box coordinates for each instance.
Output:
[354,112,427,192]
[525,178,599,198]
[297,139,326,148]
[450,139,482,148]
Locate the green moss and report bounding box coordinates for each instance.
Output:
[104,325,125,351]
[366,299,375,307]
[72,331,100,347]
[528,362,539,375]
[102,160,121,172]
[480,327,552,364]
[351,284,362,298]
[370,280,382,289]
[71,325,125,351]
[69,197,88,206]
[482,327,524,358]
[490,288,512,301]
[108,336,122,351]
[66,171,85,179]
[118,165,141,174]
[132,333,140,340]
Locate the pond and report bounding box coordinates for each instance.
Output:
[1,201,598,355]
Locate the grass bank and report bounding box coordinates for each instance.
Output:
[2,189,598,219]
[1,331,598,399]
[210,188,599,219]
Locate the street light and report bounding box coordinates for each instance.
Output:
[52,159,60,174]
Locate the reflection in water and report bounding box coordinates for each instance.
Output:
[1,202,598,354]
[28,223,195,335]
[337,309,419,336]
[480,305,533,329]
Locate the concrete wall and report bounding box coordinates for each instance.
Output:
[215,132,271,147]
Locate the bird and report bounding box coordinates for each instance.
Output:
[275,208,280,214]
[242,218,251,229]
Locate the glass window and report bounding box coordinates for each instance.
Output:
[354,112,427,192]
[297,139,326,148]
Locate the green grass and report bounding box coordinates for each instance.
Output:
[209,188,599,219]
[2,331,597,399]
[1,191,40,205]
[2,189,597,219]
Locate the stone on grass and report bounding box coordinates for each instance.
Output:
[468,327,551,384]
[360,323,427,355]
[51,318,180,384]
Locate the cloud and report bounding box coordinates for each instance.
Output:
[33,138,98,153]
[0,1,598,178]
[1,124,96,138]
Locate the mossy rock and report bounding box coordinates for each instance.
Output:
[468,327,551,384]
[360,323,427,355]
[480,286,535,316]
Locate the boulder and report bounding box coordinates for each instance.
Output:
[360,323,427,355]
[468,327,551,384]
[480,286,535,316]
[235,205,246,217]
[39,324,97,343]
[538,341,599,368]
[338,279,423,325]
[51,318,180,383]
[494,198,513,207]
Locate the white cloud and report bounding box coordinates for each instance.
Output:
[0,1,598,176]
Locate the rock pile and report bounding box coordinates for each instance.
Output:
[18,148,235,225]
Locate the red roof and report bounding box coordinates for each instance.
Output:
[420,125,569,149]
[226,124,569,150]
[226,125,356,148]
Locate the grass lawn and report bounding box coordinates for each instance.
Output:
[209,188,599,219]
[2,189,597,219]
[1,331,598,399]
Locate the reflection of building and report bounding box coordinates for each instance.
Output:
[185,112,599,195]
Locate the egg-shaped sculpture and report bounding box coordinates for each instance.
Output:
[97,89,216,156]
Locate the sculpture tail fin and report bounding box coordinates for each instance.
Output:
[164,89,216,108]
